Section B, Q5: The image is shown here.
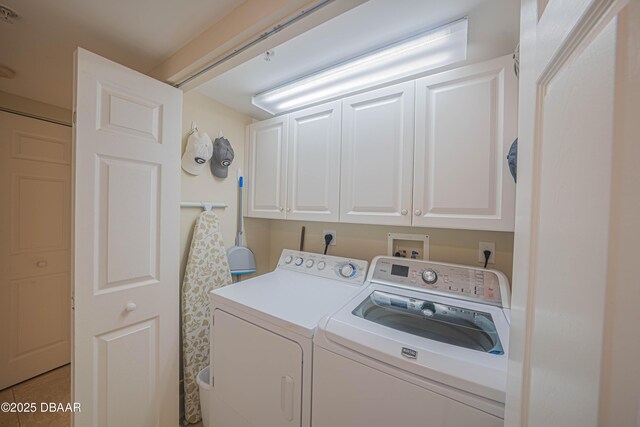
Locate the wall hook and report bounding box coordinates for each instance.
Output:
[218,130,224,138]
[189,121,198,134]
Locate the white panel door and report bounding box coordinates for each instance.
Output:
[505,1,640,426]
[212,310,302,427]
[0,112,71,389]
[246,116,288,219]
[340,82,415,225]
[74,48,182,426]
[287,101,341,222]
[413,55,517,231]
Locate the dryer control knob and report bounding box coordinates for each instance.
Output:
[339,263,355,278]
[305,259,314,268]
[317,261,326,270]
[294,257,304,266]
[421,269,438,284]
[284,255,293,264]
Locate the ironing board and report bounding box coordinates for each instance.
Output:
[181,210,232,423]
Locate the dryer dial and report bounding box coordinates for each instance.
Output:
[339,263,356,278]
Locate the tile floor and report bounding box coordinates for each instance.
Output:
[0,365,204,427]
[0,365,71,427]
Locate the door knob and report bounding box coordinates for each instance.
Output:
[401,209,408,215]
[414,210,422,216]
[36,260,48,268]
[125,302,137,312]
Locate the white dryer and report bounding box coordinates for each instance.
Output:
[313,256,511,427]
[209,249,368,427]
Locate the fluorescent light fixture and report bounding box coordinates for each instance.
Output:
[252,18,468,115]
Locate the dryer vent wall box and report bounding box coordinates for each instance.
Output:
[209,249,368,427]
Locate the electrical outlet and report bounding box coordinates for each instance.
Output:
[323,230,337,246]
[478,242,495,264]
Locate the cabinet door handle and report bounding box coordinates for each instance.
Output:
[36,260,48,268]
[401,209,408,215]
[279,206,284,212]
[286,207,291,212]
[414,210,422,216]
[125,302,137,312]
[281,375,294,421]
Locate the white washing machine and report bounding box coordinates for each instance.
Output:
[208,249,368,427]
[313,256,511,427]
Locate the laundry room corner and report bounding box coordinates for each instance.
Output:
[178,90,272,424]
[179,90,270,282]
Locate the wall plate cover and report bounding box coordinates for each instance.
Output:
[478,242,496,264]
[323,230,336,246]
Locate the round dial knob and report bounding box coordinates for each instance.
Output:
[305,259,314,268]
[421,268,438,284]
[284,255,293,264]
[317,261,326,270]
[339,263,356,278]
[422,308,435,317]
[294,257,304,266]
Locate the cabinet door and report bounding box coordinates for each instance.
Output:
[413,55,517,231]
[246,116,288,219]
[287,101,341,222]
[212,310,302,427]
[340,82,415,225]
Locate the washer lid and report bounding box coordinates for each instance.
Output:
[318,282,510,403]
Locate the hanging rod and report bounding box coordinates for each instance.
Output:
[180,201,228,210]
[0,106,72,127]
[174,0,334,88]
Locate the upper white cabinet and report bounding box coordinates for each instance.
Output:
[246,116,288,219]
[413,55,517,231]
[246,101,341,222]
[245,55,517,232]
[340,81,415,226]
[287,101,342,222]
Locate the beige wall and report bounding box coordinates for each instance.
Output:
[259,220,514,283]
[0,90,71,124]
[179,91,271,279]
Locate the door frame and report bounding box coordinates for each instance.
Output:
[505,0,639,425]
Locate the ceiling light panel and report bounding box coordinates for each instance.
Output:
[253,18,468,115]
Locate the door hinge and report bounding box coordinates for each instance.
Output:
[72,111,77,125]
[71,295,75,310]
[211,376,214,388]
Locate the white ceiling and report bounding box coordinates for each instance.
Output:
[0,0,245,109]
[197,0,520,120]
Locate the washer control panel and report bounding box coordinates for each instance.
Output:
[277,249,368,284]
[370,257,510,308]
